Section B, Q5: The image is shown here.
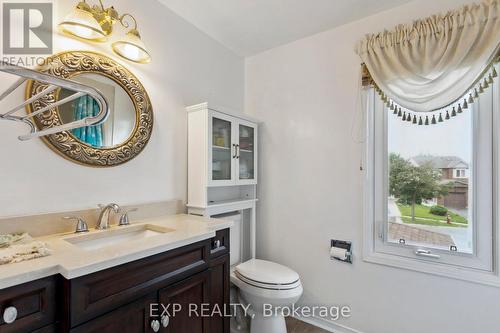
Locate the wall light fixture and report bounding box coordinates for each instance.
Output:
[59,1,151,64]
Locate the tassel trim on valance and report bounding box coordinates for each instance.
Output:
[364,60,498,126]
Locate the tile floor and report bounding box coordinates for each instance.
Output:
[286,317,330,333]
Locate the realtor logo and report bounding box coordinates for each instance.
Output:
[2,2,53,54]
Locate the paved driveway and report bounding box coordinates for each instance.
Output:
[387,199,472,253]
[409,224,472,253]
[388,198,402,223]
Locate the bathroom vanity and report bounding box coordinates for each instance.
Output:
[0,215,230,333]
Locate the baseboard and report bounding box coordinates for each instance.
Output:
[293,316,365,333]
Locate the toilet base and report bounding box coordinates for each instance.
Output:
[230,286,250,333]
[250,312,287,333]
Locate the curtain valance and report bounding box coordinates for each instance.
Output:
[356,0,500,113]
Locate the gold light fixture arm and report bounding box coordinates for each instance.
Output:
[119,13,138,30]
[76,0,91,12]
[97,0,105,11]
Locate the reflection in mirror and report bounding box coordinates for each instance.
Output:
[58,73,136,148]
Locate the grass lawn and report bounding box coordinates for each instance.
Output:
[401,217,467,228]
[397,203,468,225]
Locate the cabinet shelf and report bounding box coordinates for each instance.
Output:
[207,198,258,207]
[213,146,252,153]
[213,145,230,150]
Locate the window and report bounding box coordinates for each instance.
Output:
[363,65,499,281]
[387,106,476,255]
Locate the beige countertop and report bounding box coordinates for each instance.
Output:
[0,214,232,290]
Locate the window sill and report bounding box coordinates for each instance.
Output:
[363,249,500,288]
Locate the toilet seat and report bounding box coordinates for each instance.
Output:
[231,270,303,301]
[234,259,301,290]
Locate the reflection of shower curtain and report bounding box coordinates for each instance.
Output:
[72,95,103,147]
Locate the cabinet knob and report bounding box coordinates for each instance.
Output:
[150,319,160,332]
[161,314,170,328]
[3,306,17,324]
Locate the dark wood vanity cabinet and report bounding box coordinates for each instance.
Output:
[209,254,230,333]
[0,276,58,333]
[209,228,231,333]
[66,238,212,328]
[69,293,157,333]
[158,270,210,332]
[0,229,230,333]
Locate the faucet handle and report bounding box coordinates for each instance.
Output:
[63,216,89,233]
[118,208,138,226]
[98,203,120,211]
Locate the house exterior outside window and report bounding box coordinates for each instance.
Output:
[455,169,467,178]
[410,156,469,210]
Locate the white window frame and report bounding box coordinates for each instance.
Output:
[363,63,500,287]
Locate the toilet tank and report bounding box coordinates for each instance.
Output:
[212,212,242,266]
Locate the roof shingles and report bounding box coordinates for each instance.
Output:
[411,155,469,169]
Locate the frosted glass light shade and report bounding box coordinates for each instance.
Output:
[112,30,151,63]
[59,8,106,41]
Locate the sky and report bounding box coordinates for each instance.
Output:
[388,107,472,163]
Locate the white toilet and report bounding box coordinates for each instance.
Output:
[231,259,303,333]
[217,213,303,333]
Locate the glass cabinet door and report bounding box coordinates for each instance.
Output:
[238,124,255,180]
[211,117,232,181]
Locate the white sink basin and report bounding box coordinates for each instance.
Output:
[64,224,175,251]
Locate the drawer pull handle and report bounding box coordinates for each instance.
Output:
[3,306,17,324]
[161,314,170,327]
[150,319,160,332]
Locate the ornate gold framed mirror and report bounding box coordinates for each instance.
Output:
[25,51,153,167]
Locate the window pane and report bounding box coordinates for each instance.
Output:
[387,109,473,254]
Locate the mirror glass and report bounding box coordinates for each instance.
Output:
[58,73,136,148]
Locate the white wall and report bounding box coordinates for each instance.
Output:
[245,0,500,332]
[0,0,244,217]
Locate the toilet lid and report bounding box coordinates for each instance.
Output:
[235,259,300,286]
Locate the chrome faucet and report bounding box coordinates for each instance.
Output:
[96,203,120,230]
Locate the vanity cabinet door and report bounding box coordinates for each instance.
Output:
[31,323,58,332]
[158,270,210,333]
[70,294,157,333]
[0,276,57,333]
[209,254,230,333]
